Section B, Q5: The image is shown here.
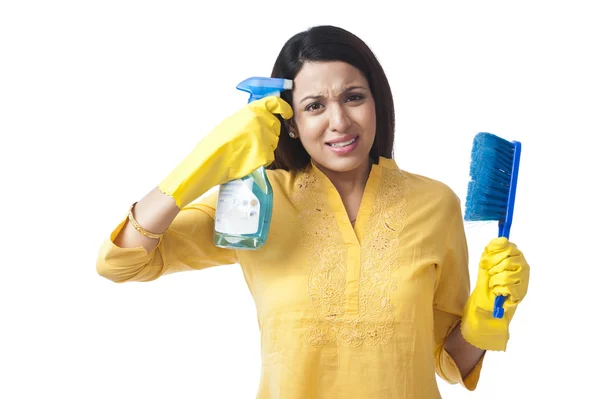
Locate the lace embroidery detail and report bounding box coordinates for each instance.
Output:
[356,168,408,346]
[293,170,347,342]
[293,166,409,347]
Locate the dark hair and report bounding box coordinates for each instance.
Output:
[268,25,395,171]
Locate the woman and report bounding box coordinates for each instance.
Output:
[97,25,530,398]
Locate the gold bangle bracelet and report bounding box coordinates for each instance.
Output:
[128,202,164,240]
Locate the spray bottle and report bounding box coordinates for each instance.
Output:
[213,77,293,250]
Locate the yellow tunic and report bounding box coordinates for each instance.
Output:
[97,157,483,398]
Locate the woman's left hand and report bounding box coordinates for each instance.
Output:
[460,237,530,351]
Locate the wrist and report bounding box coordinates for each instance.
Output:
[461,302,510,351]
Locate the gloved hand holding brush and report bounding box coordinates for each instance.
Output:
[460,237,530,351]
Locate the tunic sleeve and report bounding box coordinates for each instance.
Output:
[96,191,238,283]
[432,193,484,390]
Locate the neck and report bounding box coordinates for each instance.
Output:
[315,157,373,199]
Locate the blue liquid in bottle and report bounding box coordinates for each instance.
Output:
[214,166,273,250]
[213,77,292,250]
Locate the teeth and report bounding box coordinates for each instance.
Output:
[329,138,356,147]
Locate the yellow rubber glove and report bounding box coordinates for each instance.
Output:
[158,96,293,208]
[461,237,530,351]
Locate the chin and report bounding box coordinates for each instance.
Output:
[312,152,371,174]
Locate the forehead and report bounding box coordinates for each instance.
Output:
[293,61,368,95]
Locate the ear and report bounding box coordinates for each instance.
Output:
[284,118,299,138]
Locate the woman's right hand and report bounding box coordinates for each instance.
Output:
[158,96,293,208]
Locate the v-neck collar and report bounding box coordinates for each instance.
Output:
[307,157,397,246]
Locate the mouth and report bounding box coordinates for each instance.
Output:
[326,136,358,148]
[325,135,359,155]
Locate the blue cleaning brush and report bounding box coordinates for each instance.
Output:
[464,132,522,319]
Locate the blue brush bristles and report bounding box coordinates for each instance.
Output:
[465,133,517,222]
[464,132,522,319]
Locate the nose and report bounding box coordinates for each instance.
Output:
[328,103,352,133]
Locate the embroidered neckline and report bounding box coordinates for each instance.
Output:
[292,159,409,347]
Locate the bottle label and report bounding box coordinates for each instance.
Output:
[215,179,260,235]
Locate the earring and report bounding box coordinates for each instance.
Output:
[289,132,296,138]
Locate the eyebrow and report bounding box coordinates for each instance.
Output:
[299,85,368,103]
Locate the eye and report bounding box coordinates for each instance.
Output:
[346,93,365,102]
[305,102,324,112]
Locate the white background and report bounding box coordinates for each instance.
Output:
[1,1,598,398]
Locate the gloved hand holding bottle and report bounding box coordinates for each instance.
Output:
[461,237,530,351]
[158,96,294,209]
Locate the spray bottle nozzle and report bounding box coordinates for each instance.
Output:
[236,77,293,103]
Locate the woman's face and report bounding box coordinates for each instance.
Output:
[291,61,377,174]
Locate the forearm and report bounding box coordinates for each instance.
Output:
[444,321,485,378]
[114,187,180,253]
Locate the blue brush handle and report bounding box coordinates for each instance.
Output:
[494,141,521,318]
